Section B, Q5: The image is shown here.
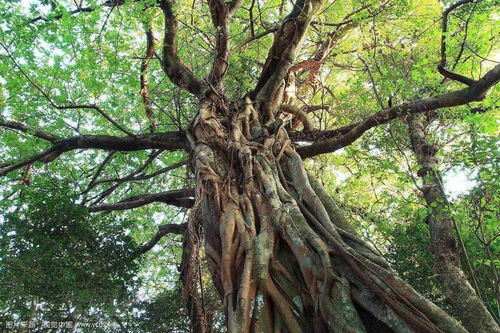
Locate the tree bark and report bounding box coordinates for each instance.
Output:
[407,115,500,333]
[183,96,472,332]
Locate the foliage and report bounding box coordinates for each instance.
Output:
[0,179,140,327]
[0,0,498,330]
[136,282,191,333]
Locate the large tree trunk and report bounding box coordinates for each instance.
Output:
[407,115,499,333]
[184,97,470,333]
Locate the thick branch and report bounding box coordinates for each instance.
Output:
[88,188,195,212]
[407,115,499,332]
[0,120,61,143]
[437,66,476,86]
[138,223,187,255]
[159,0,207,97]
[280,104,314,131]
[207,0,231,87]
[205,0,242,87]
[252,0,323,103]
[0,147,58,177]
[50,131,186,151]
[297,64,500,158]
[0,131,187,176]
[227,0,243,16]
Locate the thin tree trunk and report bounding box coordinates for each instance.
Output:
[407,115,499,333]
[182,98,470,332]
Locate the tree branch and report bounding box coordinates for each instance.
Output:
[92,159,187,186]
[297,64,500,158]
[82,151,117,195]
[207,0,231,87]
[290,22,358,88]
[0,120,61,143]
[280,104,314,131]
[27,5,96,25]
[252,0,323,103]
[230,26,279,55]
[159,0,207,97]
[88,188,195,212]
[137,223,187,255]
[26,0,131,26]
[87,150,164,203]
[205,0,243,87]
[0,131,187,176]
[438,0,477,86]
[140,25,157,133]
[58,104,137,137]
[0,147,58,177]
[85,157,186,204]
[227,0,243,16]
[310,3,373,28]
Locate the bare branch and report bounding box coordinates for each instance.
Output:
[88,188,195,212]
[58,104,136,137]
[297,64,500,158]
[230,26,279,55]
[88,150,164,204]
[0,120,61,143]
[26,0,129,26]
[437,66,476,86]
[92,159,187,186]
[310,3,373,28]
[28,5,95,25]
[0,131,187,177]
[358,55,385,109]
[137,223,187,255]
[83,151,117,194]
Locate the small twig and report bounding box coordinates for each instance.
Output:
[358,55,385,110]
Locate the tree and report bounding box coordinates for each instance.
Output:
[407,113,497,331]
[0,179,142,330]
[1,0,499,332]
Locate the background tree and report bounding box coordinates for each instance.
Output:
[0,0,499,332]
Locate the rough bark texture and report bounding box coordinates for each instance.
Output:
[408,115,500,333]
[184,95,472,332]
